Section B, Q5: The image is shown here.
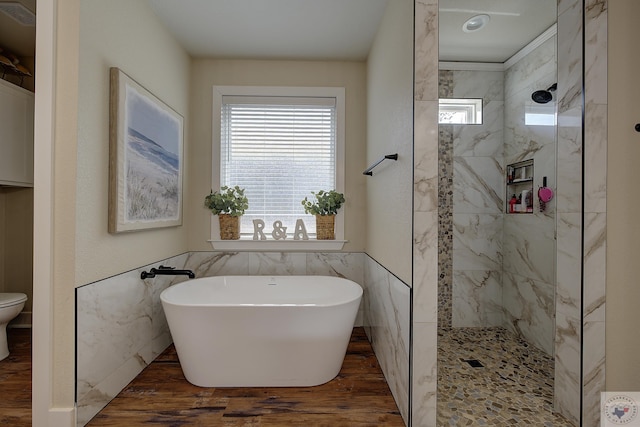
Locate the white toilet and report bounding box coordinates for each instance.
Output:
[0,293,27,361]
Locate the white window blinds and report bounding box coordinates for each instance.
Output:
[220,95,337,236]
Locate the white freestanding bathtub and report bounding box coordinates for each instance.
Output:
[160,275,363,387]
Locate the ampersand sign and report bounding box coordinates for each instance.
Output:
[271,220,288,240]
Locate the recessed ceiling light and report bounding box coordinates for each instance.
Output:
[462,14,490,33]
[0,2,35,26]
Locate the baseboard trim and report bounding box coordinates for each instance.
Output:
[48,407,76,427]
[9,311,32,328]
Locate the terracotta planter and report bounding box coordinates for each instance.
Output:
[218,214,240,240]
[315,214,335,240]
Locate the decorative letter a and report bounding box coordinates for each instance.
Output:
[294,219,309,240]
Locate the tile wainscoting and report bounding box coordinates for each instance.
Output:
[76,251,411,426]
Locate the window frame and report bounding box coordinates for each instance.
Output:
[211,85,346,250]
[438,98,483,124]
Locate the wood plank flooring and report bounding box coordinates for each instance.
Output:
[0,328,32,427]
[88,327,405,426]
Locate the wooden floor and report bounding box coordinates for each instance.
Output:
[88,327,405,426]
[0,328,32,426]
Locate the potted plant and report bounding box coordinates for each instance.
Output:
[204,186,249,240]
[301,190,345,240]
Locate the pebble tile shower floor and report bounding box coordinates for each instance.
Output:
[437,327,575,426]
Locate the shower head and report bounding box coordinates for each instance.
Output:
[531,83,557,104]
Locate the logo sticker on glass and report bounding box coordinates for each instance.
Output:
[602,392,640,426]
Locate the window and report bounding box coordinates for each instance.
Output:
[438,98,483,124]
[213,86,345,240]
[525,103,556,126]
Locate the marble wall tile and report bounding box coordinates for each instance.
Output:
[584,103,607,213]
[452,101,504,158]
[305,252,364,283]
[414,100,440,213]
[556,213,582,319]
[504,36,557,102]
[247,252,307,275]
[503,37,556,167]
[452,70,504,101]
[557,0,583,114]
[184,251,250,276]
[452,213,503,271]
[582,320,605,426]
[364,255,411,424]
[555,6,584,421]
[502,214,555,285]
[558,0,576,16]
[413,2,438,425]
[502,272,555,355]
[583,213,606,322]
[413,212,438,324]
[557,108,583,215]
[414,0,438,102]
[585,0,607,106]
[582,4,606,424]
[501,30,557,361]
[504,105,557,164]
[452,270,503,328]
[76,253,187,426]
[554,311,581,426]
[411,321,438,427]
[453,157,504,214]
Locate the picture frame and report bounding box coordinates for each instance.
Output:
[108,67,183,233]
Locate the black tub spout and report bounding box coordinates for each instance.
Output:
[141,265,195,280]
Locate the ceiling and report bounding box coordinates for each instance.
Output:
[148,0,389,61]
[149,0,556,63]
[439,0,557,62]
[0,0,557,64]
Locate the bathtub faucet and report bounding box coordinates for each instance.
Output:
[141,265,195,280]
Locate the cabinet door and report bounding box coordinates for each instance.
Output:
[0,80,34,187]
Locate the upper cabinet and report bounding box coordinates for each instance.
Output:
[0,78,34,187]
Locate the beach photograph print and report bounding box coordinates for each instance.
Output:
[109,68,183,233]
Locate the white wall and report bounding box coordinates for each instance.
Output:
[607,0,640,391]
[0,187,33,314]
[366,0,414,284]
[76,0,190,286]
[187,59,367,252]
[34,0,190,418]
[0,191,4,293]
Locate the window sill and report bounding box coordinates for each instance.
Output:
[207,238,347,252]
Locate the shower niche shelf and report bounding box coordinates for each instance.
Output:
[506,159,533,214]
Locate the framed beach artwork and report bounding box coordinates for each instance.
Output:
[108,67,183,233]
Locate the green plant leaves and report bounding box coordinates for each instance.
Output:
[301,190,345,216]
[204,185,248,217]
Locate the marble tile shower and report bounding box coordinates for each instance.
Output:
[435,21,568,427]
[438,39,557,341]
[437,327,574,426]
[432,0,608,423]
